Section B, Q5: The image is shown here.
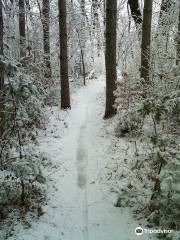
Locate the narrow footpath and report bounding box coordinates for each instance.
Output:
[10,78,154,240]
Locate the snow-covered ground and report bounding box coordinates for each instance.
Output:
[7,78,157,240]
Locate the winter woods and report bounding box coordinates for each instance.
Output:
[0,0,180,239]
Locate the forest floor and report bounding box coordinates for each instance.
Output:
[7,78,156,240]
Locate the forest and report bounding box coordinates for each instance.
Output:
[0,0,180,239]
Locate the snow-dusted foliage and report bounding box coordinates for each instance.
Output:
[109,89,180,238]
[110,0,180,238]
[0,55,47,227]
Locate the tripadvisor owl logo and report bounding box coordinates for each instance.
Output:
[135,227,144,236]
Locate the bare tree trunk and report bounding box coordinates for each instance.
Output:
[176,6,180,65]
[75,26,86,86]
[42,0,51,78]
[159,0,172,20]
[81,0,85,17]
[128,0,142,27]
[19,0,26,58]
[80,0,86,83]
[58,0,71,109]
[0,0,4,136]
[0,0,3,90]
[104,0,117,119]
[92,0,101,54]
[92,0,99,30]
[103,0,106,39]
[158,0,172,36]
[80,0,91,38]
[80,47,86,86]
[140,0,153,87]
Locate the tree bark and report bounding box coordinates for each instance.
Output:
[176,5,180,65]
[0,0,4,135]
[0,0,4,91]
[19,0,26,58]
[80,0,86,82]
[42,0,51,78]
[92,0,99,30]
[104,0,117,119]
[128,0,142,27]
[58,0,71,109]
[140,0,153,87]
[103,0,106,40]
[81,0,85,17]
[159,0,172,20]
[158,0,172,36]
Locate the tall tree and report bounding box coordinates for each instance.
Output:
[176,7,180,65]
[158,0,172,36]
[42,0,51,78]
[128,0,142,27]
[92,0,99,30]
[103,0,106,39]
[159,0,172,20]
[140,0,153,87]
[0,0,3,85]
[0,0,4,135]
[19,0,26,58]
[80,0,86,85]
[81,0,85,17]
[58,0,70,109]
[92,0,101,55]
[104,0,117,118]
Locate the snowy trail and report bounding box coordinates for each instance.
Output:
[10,78,155,240]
